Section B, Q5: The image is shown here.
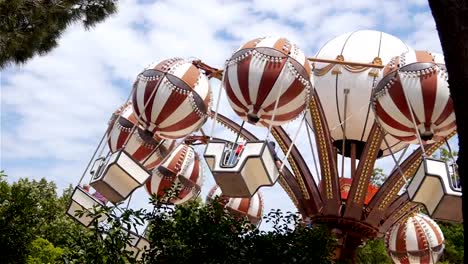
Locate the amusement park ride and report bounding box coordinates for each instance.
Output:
[67,30,462,263]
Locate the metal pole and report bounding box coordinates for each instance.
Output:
[307,57,384,69]
[341,89,350,178]
[228,120,245,164]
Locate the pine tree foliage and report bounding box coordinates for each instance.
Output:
[0,0,118,68]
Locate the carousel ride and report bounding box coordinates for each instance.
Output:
[67,30,462,263]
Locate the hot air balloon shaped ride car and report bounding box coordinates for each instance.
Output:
[205,37,312,198]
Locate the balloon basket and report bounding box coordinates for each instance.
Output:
[204,140,279,197]
[407,157,462,222]
[66,186,107,227]
[90,150,151,204]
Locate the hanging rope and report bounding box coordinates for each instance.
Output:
[209,82,224,140]
[382,135,409,186]
[125,193,133,209]
[340,88,350,178]
[265,77,288,139]
[396,144,410,166]
[141,139,166,167]
[228,120,245,165]
[78,76,141,186]
[121,74,165,149]
[305,116,321,180]
[279,121,291,153]
[399,73,427,156]
[329,102,368,132]
[279,114,306,172]
[372,99,410,186]
[77,133,107,185]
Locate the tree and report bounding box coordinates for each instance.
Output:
[428,2,468,263]
[26,237,64,264]
[356,239,392,264]
[370,168,387,187]
[145,198,336,264]
[63,205,146,264]
[0,174,86,263]
[0,0,118,68]
[0,174,336,263]
[60,184,336,263]
[438,222,464,264]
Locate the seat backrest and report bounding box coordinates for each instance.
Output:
[205,141,266,171]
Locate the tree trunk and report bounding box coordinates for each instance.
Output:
[340,237,360,264]
[334,233,361,264]
[428,1,468,264]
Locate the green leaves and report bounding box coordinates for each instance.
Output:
[26,238,64,264]
[0,0,118,68]
[438,221,464,264]
[0,177,85,263]
[370,168,386,187]
[356,239,392,264]
[1,175,335,263]
[145,198,335,264]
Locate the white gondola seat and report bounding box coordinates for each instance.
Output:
[125,229,150,260]
[90,150,151,203]
[66,186,107,227]
[407,157,462,222]
[204,140,279,197]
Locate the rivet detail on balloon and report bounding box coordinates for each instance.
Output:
[153,167,172,180]
[251,49,284,63]
[179,147,194,176]
[168,60,186,75]
[137,74,160,82]
[134,130,158,149]
[188,93,208,118]
[286,61,312,106]
[165,79,189,95]
[400,52,407,67]
[160,57,183,72]
[227,50,254,66]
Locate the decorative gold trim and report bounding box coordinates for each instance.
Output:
[309,95,333,199]
[391,202,420,224]
[271,130,310,200]
[277,176,300,209]
[312,55,383,77]
[368,57,382,77]
[354,126,383,203]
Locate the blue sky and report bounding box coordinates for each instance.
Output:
[0,0,451,227]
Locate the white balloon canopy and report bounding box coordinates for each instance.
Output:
[309,30,413,157]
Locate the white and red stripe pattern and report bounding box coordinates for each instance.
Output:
[223,37,312,127]
[373,51,456,143]
[385,213,445,264]
[107,103,176,170]
[132,58,212,139]
[207,185,264,226]
[145,144,203,205]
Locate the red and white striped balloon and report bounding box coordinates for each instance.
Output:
[207,185,263,226]
[107,103,175,170]
[223,37,312,127]
[132,58,212,139]
[385,213,445,264]
[145,144,203,205]
[373,51,456,143]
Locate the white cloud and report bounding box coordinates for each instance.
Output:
[406,12,442,53]
[0,0,451,229]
